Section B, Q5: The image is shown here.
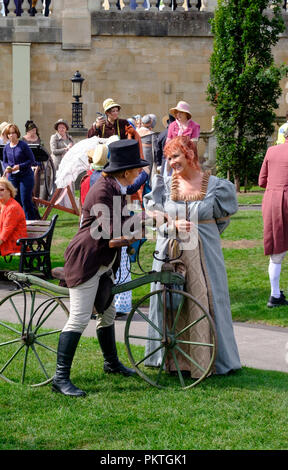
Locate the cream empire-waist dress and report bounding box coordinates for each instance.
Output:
[143,172,241,376]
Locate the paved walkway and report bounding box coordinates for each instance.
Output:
[1,280,287,374]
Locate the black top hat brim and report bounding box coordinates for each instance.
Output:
[103,159,150,173]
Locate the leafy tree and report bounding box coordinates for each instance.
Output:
[207,0,288,191]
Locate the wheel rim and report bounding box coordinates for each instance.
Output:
[0,288,69,387]
[125,288,217,389]
[44,158,56,199]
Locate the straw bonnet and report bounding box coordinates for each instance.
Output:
[0,122,9,136]
[161,114,175,129]
[103,98,121,113]
[169,101,192,120]
[54,119,69,131]
[103,140,149,173]
[87,144,109,167]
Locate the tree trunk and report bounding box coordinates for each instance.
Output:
[234,175,240,192]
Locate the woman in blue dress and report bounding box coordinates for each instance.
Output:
[2,123,36,220]
[143,136,241,376]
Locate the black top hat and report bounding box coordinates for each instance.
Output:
[103,140,149,173]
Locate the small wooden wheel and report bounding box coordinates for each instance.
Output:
[0,288,69,387]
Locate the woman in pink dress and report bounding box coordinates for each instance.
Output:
[166,101,200,144]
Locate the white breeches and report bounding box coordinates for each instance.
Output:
[62,261,116,334]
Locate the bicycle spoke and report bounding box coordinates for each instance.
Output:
[31,344,50,379]
[28,290,37,331]
[170,349,185,387]
[156,348,168,385]
[0,321,22,336]
[177,340,214,347]
[0,343,25,374]
[21,346,29,384]
[127,334,162,342]
[0,337,23,347]
[135,344,164,367]
[175,314,207,338]
[34,340,57,355]
[175,344,206,372]
[8,297,24,325]
[171,294,185,332]
[135,308,163,336]
[35,329,61,339]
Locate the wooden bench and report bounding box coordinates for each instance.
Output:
[3,214,58,279]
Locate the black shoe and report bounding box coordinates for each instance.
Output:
[52,378,86,397]
[103,361,136,376]
[267,291,288,308]
[52,331,86,397]
[29,7,37,16]
[116,311,127,319]
[97,324,136,377]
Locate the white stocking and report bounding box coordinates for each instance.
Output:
[268,261,282,298]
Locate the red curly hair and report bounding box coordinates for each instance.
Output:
[164,136,200,171]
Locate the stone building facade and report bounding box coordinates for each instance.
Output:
[0,1,288,153]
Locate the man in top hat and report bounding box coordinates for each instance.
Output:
[52,139,150,397]
[87,98,130,140]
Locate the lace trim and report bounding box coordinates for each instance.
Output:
[170,170,211,201]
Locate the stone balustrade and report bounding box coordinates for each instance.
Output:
[0,0,287,17]
[0,1,53,17]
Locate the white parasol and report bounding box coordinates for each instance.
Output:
[55,135,119,188]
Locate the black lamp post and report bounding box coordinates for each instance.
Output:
[71,71,85,128]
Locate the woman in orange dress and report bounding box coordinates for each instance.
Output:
[0,177,27,257]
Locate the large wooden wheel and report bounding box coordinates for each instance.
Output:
[125,287,217,389]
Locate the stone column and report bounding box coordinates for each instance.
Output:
[62,0,91,50]
[52,0,65,18]
[12,43,30,136]
[200,0,217,11]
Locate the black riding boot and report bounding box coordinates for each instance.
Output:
[52,331,86,397]
[97,324,136,376]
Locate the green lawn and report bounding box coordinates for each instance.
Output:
[0,342,287,450]
[1,195,288,451]
[237,185,264,205]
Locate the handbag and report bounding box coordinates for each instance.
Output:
[94,269,114,314]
